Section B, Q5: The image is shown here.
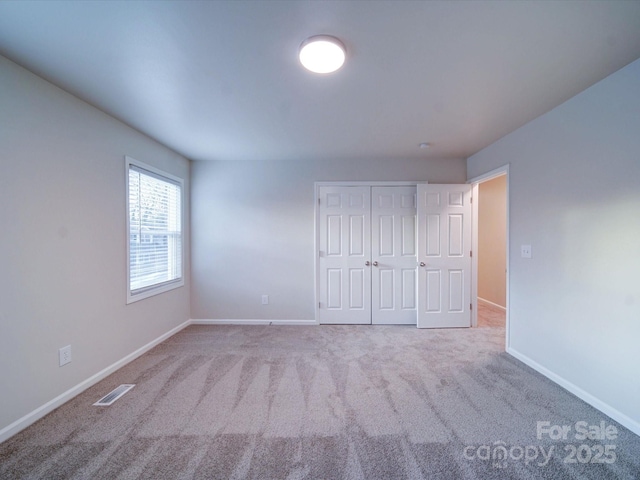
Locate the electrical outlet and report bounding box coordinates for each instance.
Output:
[261,295,269,305]
[59,345,72,367]
[521,245,532,259]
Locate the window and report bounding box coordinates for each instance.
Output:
[126,156,183,303]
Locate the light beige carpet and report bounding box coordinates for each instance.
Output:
[1,324,638,479]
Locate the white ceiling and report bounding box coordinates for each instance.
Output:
[1,0,640,162]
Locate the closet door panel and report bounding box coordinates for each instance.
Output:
[371,186,417,325]
[318,186,371,324]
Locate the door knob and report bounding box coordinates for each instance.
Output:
[365,261,370,266]
[373,261,378,267]
[420,262,426,267]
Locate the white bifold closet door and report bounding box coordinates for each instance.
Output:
[371,186,418,324]
[318,184,472,327]
[318,186,372,325]
[318,185,417,325]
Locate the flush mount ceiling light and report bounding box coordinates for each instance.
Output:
[299,35,346,74]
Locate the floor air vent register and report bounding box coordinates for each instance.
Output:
[93,384,135,406]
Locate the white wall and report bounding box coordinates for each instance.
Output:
[478,175,507,307]
[191,158,466,320]
[467,59,640,433]
[0,56,191,437]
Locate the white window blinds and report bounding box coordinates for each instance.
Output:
[127,161,183,298]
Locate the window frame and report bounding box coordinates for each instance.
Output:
[125,156,184,304]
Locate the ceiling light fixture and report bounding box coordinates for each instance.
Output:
[299,35,346,74]
[419,142,431,149]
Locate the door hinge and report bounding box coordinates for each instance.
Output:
[470,303,473,311]
[470,196,473,204]
[318,197,321,205]
[318,302,321,309]
[470,250,473,257]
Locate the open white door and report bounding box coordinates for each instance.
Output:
[318,186,371,324]
[417,184,472,328]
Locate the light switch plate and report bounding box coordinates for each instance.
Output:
[521,245,532,258]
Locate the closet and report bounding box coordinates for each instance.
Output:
[317,185,417,324]
[316,183,472,327]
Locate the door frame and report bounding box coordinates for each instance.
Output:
[314,181,427,325]
[468,164,510,350]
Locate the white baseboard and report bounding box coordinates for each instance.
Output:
[507,347,640,437]
[0,319,191,444]
[190,318,318,326]
[477,297,506,312]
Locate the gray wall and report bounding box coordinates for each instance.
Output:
[468,59,640,431]
[0,56,191,434]
[190,158,466,320]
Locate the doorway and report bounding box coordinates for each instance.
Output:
[470,166,509,347]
